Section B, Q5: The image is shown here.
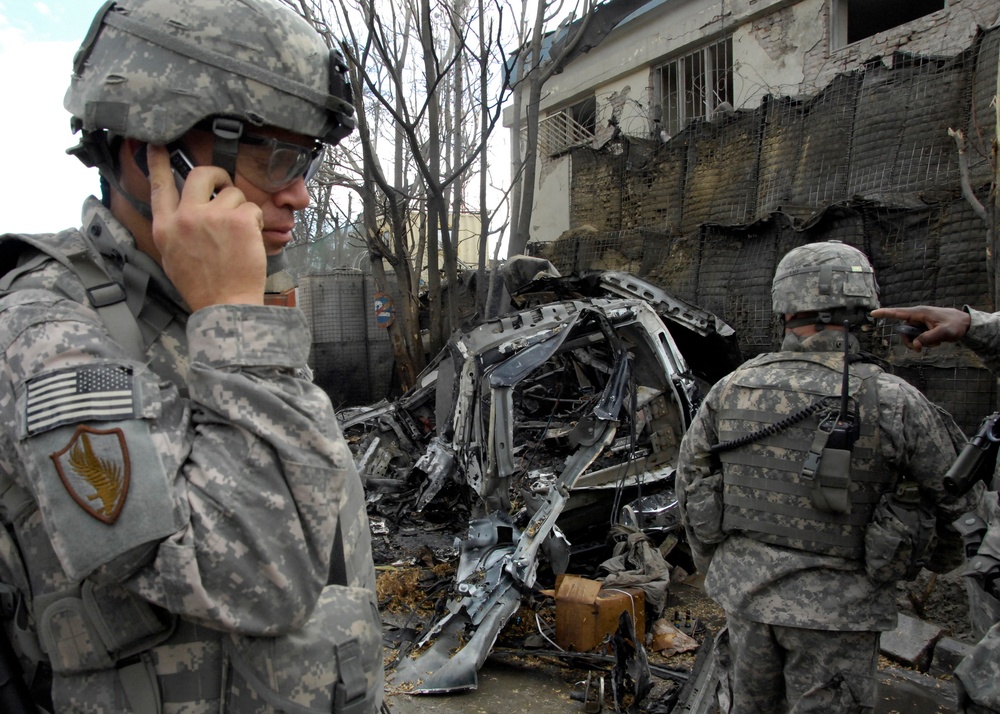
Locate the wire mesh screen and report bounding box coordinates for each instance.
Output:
[631,139,687,233]
[693,225,780,357]
[848,53,971,204]
[681,111,760,233]
[532,25,999,431]
[569,149,625,232]
[298,271,394,408]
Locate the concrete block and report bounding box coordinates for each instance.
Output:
[929,636,974,678]
[880,614,945,671]
[877,667,958,713]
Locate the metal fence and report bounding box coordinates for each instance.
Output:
[298,270,395,408]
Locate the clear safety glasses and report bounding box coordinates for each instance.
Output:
[236,134,326,192]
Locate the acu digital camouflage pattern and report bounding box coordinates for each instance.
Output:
[714,345,891,561]
[956,494,1000,713]
[677,327,976,710]
[0,198,383,712]
[952,308,1000,713]
[771,241,880,316]
[65,0,354,146]
[724,611,880,713]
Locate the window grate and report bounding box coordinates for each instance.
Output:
[654,37,733,138]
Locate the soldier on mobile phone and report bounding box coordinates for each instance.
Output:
[0,1,382,711]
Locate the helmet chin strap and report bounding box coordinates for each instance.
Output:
[69,130,154,220]
[209,118,242,182]
[784,308,869,331]
[101,164,154,221]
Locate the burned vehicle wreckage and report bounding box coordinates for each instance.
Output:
[338,267,740,694]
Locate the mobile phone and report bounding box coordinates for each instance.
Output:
[166,144,196,189]
[894,323,928,339]
[133,143,216,198]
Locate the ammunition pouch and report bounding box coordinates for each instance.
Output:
[864,484,937,584]
[34,581,173,675]
[0,579,172,714]
[955,493,1000,641]
[683,471,725,547]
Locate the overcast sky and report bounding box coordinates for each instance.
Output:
[0,1,108,234]
[1,1,512,250]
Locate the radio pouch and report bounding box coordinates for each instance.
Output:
[800,417,851,515]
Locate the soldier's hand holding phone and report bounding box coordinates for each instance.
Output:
[144,143,267,312]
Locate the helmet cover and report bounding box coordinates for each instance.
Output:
[772,240,880,315]
[64,0,354,147]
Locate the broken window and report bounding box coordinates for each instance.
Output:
[831,0,946,49]
[653,36,733,138]
[537,95,597,156]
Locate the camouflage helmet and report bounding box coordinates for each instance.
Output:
[64,0,354,172]
[772,241,880,318]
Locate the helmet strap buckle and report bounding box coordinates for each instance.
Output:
[210,118,244,182]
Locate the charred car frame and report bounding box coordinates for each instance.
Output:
[339,269,738,692]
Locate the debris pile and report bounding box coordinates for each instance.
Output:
[342,267,742,709]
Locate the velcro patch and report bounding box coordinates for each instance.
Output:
[50,425,131,525]
[25,364,136,435]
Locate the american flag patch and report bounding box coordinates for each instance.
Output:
[25,365,136,435]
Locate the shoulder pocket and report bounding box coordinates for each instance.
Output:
[16,363,177,580]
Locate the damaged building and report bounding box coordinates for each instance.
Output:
[507,0,1000,436]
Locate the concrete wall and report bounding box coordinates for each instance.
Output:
[532,151,573,241]
[802,0,1000,93]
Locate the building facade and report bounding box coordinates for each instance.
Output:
[505,0,1000,242]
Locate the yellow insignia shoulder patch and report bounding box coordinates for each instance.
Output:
[50,425,131,524]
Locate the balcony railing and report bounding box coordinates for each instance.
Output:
[537,111,595,156]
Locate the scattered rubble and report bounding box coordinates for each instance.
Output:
[346,265,980,712]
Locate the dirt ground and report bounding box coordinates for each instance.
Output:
[375,515,977,713]
[896,568,975,642]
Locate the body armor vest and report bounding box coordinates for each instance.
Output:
[716,350,895,560]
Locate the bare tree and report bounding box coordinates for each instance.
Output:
[284,0,511,388]
[949,58,998,311]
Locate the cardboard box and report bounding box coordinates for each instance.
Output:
[263,287,297,307]
[554,574,645,652]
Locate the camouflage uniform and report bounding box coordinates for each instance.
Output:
[0,0,381,710]
[952,308,1000,713]
[0,198,382,712]
[677,241,974,713]
[678,329,974,712]
[0,199,381,712]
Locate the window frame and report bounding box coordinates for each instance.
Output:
[830,0,947,50]
[537,95,598,157]
[652,36,734,138]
